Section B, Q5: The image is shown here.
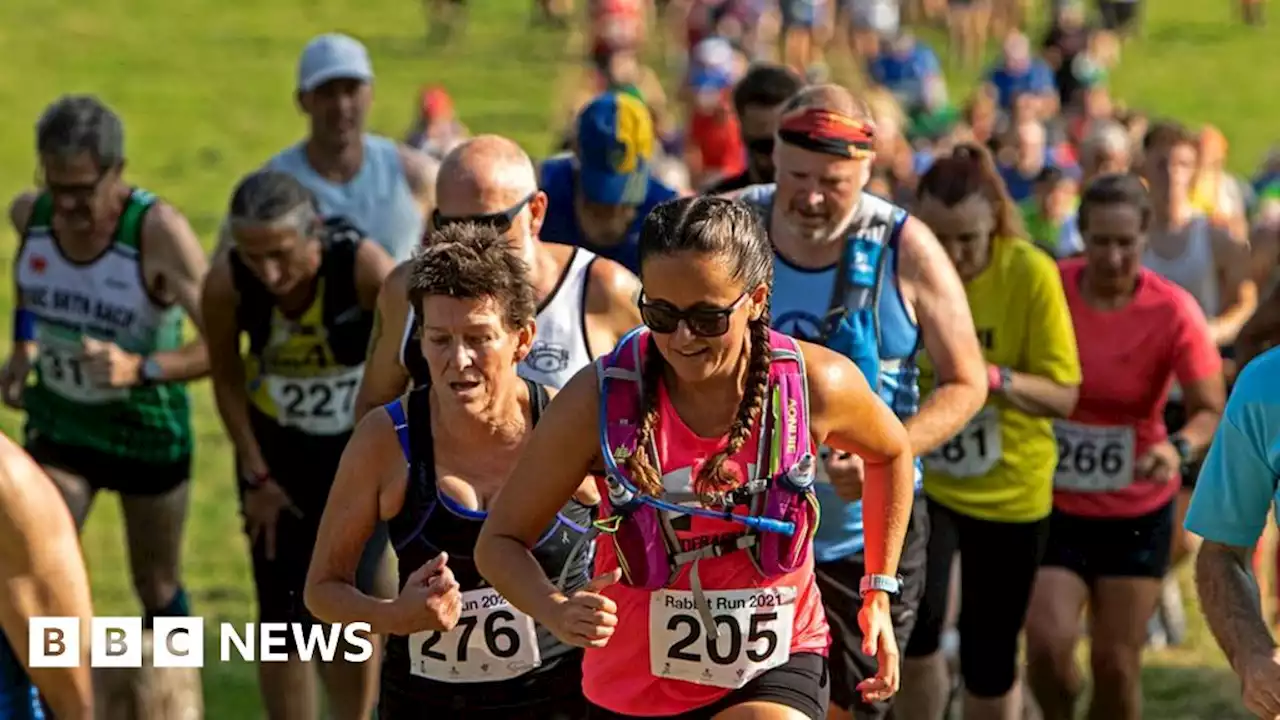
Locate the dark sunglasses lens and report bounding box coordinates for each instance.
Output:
[747,137,775,155]
[684,311,731,337]
[640,304,682,333]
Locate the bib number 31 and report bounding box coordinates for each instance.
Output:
[650,587,795,689]
[408,588,541,684]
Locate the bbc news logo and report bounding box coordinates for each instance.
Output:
[30,618,374,668]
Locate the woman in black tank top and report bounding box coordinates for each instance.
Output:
[304,223,597,719]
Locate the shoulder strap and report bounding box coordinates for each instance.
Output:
[26,194,54,231]
[114,189,158,250]
[383,399,412,462]
[228,249,273,355]
[764,331,812,474]
[527,379,550,424]
[320,221,372,367]
[597,326,650,476]
[406,386,438,485]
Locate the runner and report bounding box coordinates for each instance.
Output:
[706,63,805,194]
[897,145,1081,720]
[202,170,394,719]
[1023,173,1225,720]
[265,33,437,262]
[306,222,596,718]
[540,91,681,274]
[0,434,94,720]
[1184,346,1280,719]
[780,0,830,72]
[2,94,208,650]
[1140,120,1253,646]
[355,134,643,419]
[474,195,918,718]
[737,84,988,720]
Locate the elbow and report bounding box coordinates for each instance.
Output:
[1051,386,1080,419]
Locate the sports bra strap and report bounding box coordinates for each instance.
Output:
[384,399,411,462]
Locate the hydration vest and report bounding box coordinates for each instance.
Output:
[587,327,820,630]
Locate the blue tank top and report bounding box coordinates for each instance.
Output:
[0,633,43,719]
[268,135,424,263]
[742,184,922,561]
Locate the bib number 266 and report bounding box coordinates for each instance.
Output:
[650,587,795,689]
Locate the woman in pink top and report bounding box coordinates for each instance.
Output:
[476,196,917,719]
[1023,174,1225,720]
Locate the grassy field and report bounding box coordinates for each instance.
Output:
[0,0,1274,716]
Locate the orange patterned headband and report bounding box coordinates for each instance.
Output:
[777,107,876,158]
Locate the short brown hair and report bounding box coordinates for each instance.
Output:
[1142,120,1198,155]
[407,222,537,330]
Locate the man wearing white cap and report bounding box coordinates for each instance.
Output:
[267,33,437,263]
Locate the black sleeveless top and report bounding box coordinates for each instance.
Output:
[379,380,595,714]
[230,217,373,495]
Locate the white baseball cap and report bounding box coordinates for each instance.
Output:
[297,33,374,92]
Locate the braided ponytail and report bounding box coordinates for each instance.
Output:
[695,309,773,502]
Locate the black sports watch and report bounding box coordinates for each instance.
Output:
[1170,434,1193,470]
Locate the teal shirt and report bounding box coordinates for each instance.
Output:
[1185,347,1280,547]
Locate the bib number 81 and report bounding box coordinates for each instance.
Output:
[419,611,521,662]
[666,612,778,666]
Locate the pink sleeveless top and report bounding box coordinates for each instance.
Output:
[582,383,830,716]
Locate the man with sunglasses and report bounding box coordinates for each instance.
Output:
[707,63,806,195]
[737,84,987,720]
[2,95,210,706]
[354,134,643,418]
[539,90,680,275]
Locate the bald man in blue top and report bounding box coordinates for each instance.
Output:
[1186,346,1280,719]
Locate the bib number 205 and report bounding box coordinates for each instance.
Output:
[408,588,540,684]
[650,587,795,689]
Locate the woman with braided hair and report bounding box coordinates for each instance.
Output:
[477,195,917,719]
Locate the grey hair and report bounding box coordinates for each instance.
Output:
[37,95,125,171]
[227,170,319,235]
[1082,120,1131,161]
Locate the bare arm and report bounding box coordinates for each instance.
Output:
[998,255,1081,418]
[1196,541,1276,673]
[398,145,440,219]
[200,257,270,478]
[1235,285,1280,369]
[803,342,914,579]
[141,204,211,381]
[584,257,642,358]
[354,263,414,420]
[353,240,396,310]
[898,218,989,453]
[476,366,603,624]
[8,194,38,357]
[305,409,414,634]
[0,441,93,720]
[1177,373,1225,457]
[1210,224,1257,347]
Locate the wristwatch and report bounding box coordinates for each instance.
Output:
[137,356,163,386]
[987,365,1014,393]
[859,574,903,598]
[1170,434,1193,466]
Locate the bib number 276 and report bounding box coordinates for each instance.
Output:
[650,587,795,689]
[408,588,541,684]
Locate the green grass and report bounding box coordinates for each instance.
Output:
[0,0,1274,716]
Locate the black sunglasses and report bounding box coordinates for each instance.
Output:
[639,292,749,337]
[746,137,775,156]
[432,192,535,233]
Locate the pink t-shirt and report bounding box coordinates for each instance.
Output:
[1053,260,1221,518]
[583,383,829,716]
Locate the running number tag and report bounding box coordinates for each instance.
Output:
[35,329,128,404]
[924,406,1002,479]
[265,366,363,435]
[408,588,541,684]
[649,587,795,689]
[1052,421,1135,492]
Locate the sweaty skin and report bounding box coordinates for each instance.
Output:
[0,435,93,720]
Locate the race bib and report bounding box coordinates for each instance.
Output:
[650,587,795,689]
[1052,420,1135,492]
[408,588,541,684]
[35,330,128,404]
[265,366,363,435]
[924,406,1002,478]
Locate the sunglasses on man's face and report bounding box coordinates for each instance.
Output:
[638,292,749,337]
[432,192,535,234]
[745,137,775,156]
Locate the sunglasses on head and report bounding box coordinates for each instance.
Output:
[638,292,749,337]
[432,192,535,233]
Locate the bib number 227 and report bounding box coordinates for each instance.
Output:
[650,587,795,689]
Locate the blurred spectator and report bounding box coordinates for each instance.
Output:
[707,63,805,193]
[867,32,946,117]
[865,87,919,205]
[1040,1,1091,108]
[539,91,680,273]
[985,31,1058,117]
[1191,124,1249,241]
[405,86,470,162]
[556,43,674,151]
[1096,0,1141,38]
[1021,166,1083,258]
[845,0,903,59]
[963,90,1000,147]
[684,65,746,190]
[998,120,1051,202]
[1078,119,1133,183]
[946,0,991,68]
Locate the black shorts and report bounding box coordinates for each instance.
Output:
[26,436,190,496]
[1096,0,1138,30]
[904,501,1048,697]
[814,497,929,718]
[1040,501,1174,583]
[381,653,589,719]
[587,653,828,719]
[1163,401,1203,489]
